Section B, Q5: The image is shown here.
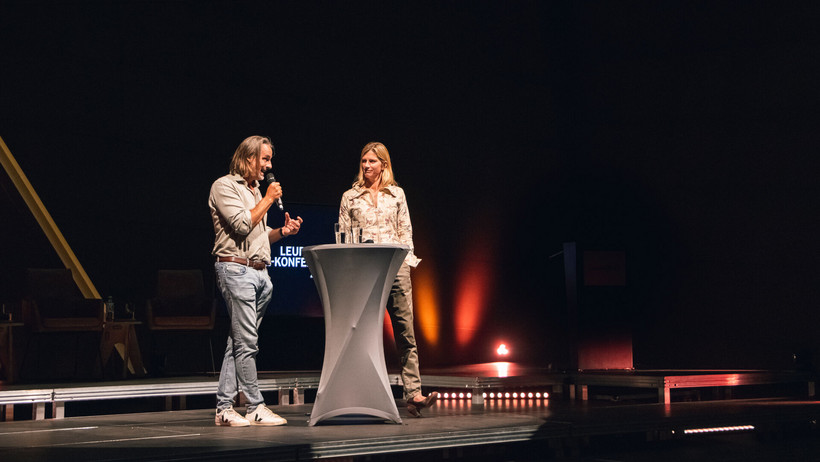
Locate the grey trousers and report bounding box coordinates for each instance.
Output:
[387,263,422,399]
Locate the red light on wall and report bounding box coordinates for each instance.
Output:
[454,262,492,347]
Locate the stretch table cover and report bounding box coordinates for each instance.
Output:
[303,244,409,426]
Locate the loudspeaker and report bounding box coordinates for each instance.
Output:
[564,242,633,370]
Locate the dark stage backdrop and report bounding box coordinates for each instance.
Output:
[2,1,820,370]
[265,202,337,318]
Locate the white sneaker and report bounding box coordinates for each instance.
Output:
[215,407,250,427]
[245,404,287,426]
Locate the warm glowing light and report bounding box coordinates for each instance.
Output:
[528,392,534,398]
[496,343,509,356]
[454,250,494,348]
[725,374,741,386]
[684,425,754,434]
[489,392,495,398]
[458,393,464,398]
[382,314,394,344]
[504,392,511,398]
[493,361,510,378]
[413,265,440,347]
[512,392,518,398]
[535,392,541,398]
[482,393,487,398]
[467,393,472,398]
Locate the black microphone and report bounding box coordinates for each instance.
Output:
[265,172,284,211]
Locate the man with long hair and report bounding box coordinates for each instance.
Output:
[209,135,303,426]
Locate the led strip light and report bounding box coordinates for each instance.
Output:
[682,425,755,435]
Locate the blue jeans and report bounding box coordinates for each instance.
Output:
[215,262,273,412]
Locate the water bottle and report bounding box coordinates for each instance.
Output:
[106,296,115,321]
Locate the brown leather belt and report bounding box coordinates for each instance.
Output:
[217,256,267,270]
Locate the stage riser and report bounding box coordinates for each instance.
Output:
[2,369,815,422]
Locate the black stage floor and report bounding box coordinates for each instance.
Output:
[2,395,820,461]
[2,363,820,460]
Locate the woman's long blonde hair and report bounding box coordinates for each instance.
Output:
[353,141,397,189]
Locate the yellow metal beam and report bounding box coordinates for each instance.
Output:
[0,135,100,299]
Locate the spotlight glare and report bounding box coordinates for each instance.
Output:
[443,393,449,399]
[535,392,541,398]
[496,343,509,356]
[505,392,511,398]
[458,393,464,398]
[528,392,534,398]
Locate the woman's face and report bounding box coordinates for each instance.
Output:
[361,150,383,185]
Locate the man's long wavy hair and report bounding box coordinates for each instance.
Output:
[229,135,272,179]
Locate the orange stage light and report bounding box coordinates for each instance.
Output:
[413,265,440,346]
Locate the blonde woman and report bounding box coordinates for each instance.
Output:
[338,141,438,417]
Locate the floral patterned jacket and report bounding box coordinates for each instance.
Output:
[338,184,421,267]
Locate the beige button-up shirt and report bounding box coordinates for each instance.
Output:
[339,185,421,267]
[209,174,273,264]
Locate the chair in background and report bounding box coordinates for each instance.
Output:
[145,269,217,376]
[20,268,105,381]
